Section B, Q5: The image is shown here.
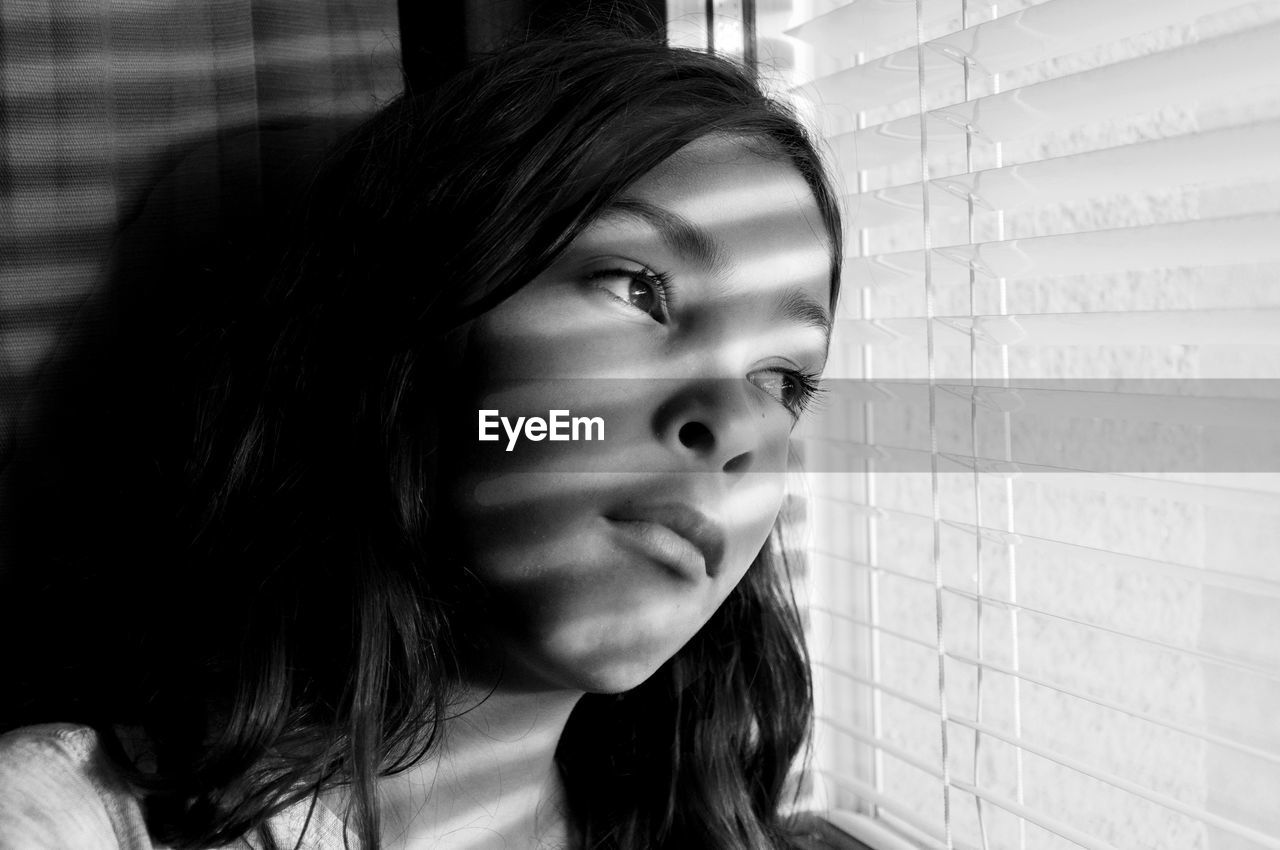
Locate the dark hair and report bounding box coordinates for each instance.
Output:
[3,33,842,850]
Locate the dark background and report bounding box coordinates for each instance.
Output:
[401,0,668,89]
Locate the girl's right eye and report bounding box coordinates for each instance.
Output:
[587,267,672,324]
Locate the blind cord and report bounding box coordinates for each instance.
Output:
[854,90,888,816]
[958,1,995,845]
[914,1,955,847]
[983,25,1029,843]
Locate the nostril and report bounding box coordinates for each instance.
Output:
[678,421,713,452]
[722,452,752,474]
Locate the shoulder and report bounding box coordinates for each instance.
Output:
[0,723,158,850]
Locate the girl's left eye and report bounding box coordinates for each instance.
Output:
[587,267,671,323]
[751,368,826,420]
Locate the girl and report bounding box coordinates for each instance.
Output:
[0,32,843,850]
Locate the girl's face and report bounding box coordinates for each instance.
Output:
[450,135,833,693]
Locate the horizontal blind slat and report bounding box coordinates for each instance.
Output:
[814,770,962,850]
[809,550,938,587]
[942,649,1280,768]
[817,714,949,781]
[820,658,1280,844]
[803,437,1280,478]
[815,660,939,714]
[939,519,1280,600]
[810,557,1280,680]
[846,119,1280,229]
[949,715,1280,849]
[812,606,940,650]
[813,611,1280,766]
[846,214,1280,288]
[797,0,1254,113]
[809,498,1280,597]
[837,307,1280,346]
[942,585,1280,683]
[1002,471,1280,512]
[783,0,959,63]
[827,18,1280,172]
[814,462,1280,512]
[934,384,1280,431]
[946,777,1123,850]
[806,384,1280,425]
[930,0,1251,76]
[825,710,1130,850]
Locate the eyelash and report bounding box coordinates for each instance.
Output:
[586,267,672,324]
[757,367,827,421]
[587,266,825,420]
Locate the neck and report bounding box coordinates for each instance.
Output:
[325,682,584,850]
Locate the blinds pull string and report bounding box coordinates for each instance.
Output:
[853,76,889,817]
[914,0,955,846]
[959,2,995,847]
[987,18,1029,844]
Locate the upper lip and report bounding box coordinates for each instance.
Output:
[606,502,727,577]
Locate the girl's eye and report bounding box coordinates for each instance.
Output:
[751,368,826,420]
[587,268,671,323]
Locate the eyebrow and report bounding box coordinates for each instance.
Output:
[601,197,729,273]
[776,286,833,351]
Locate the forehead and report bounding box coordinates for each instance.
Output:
[612,135,833,306]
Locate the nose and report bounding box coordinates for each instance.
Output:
[654,379,768,474]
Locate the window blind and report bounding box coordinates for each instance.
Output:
[674,0,1280,848]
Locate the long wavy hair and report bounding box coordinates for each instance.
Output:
[0,33,843,850]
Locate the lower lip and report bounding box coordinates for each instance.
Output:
[607,518,706,580]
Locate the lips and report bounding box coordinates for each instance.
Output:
[605,503,727,579]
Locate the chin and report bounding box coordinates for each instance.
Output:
[555,646,684,695]
[504,622,692,695]
[573,656,671,695]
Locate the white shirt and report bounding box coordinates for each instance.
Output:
[0,724,355,850]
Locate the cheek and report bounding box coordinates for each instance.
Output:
[466,280,651,382]
[718,468,789,580]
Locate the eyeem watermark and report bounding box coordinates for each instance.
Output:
[478,409,605,452]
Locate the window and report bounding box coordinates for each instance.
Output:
[670,1,1280,847]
